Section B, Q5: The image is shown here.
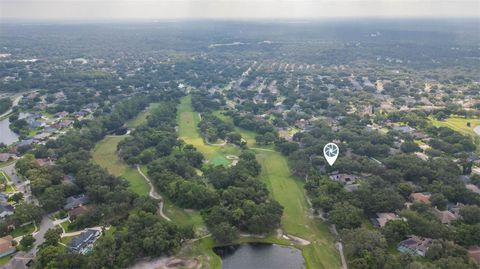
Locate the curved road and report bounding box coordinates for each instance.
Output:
[136,165,171,222]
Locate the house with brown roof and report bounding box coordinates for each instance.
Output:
[369,213,399,228]
[409,192,431,204]
[68,205,91,220]
[433,207,459,224]
[468,246,480,264]
[0,235,16,258]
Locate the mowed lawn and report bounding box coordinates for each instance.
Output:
[255,150,341,269]
[430,116,480,152]
[92,136,150,196]
[177,96,240,166]
[430,116,480,137]
[179,97,340,269]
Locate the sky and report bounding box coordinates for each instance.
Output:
[0,0,479,20]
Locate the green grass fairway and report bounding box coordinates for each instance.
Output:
[430,116,480,152]
[92,135,150,196]
[255,150,341,269]
[126,103,161,129]
[430,116,480,137]
[178,96,340,269]
[177,96,240,166]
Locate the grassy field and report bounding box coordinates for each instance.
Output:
[430,116,480,152]
[0,254,13,267]
[177,96,240,166]
[10,223,35,238]
[254,150,341,269]
[92,103,160,196]
[430,116,480,137]
[177,96,340,269]
[125,103,160,129]
[91,135,150,196]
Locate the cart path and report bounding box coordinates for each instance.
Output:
[136,165,171,222]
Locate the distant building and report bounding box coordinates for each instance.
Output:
[397,236,433,257]
[0,235,16,258]
[0,154,14,163]
[35,158,54,167]
[68,229,101,254]
[0,204,14,219]
[468,246,480,264]
[68,205,91,220]
[369,213,399,228]
[466,184,480,194]
[329,172,359,185]
[409,192,431,204]
[433,207,459,224]
[392,125,416,134]
[64,194,89,210]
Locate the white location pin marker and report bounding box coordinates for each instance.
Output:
[323,143,339,166]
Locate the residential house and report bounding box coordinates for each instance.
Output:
[0,205,14,219]
[68,229,101,254]
[392,125,416,134]
[329,172,359,185]
[0,154,14,163]
[64,194,89,210]
[468,246,480,264]
[329,172,361,192]
[466,184,480,194]
[35,158,54,167]
[409,192,431,204]
[68,205,91,220]
[54,111,69,118]
[397,236,433,257]
[0,235,15,258]
[433,207,459,224]
[369,213,399,228]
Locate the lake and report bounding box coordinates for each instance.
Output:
[213,243,305,269]
[0,117,18,145]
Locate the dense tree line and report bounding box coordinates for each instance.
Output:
[0,97,12,114]
[198,113,234,143]
[17,92,194,267]
[119,104,283,243]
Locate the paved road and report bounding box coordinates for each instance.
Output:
[4,215,54,268]
[1,162,35,204]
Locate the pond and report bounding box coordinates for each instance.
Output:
[0,117,18,145]
[213,243,305,269]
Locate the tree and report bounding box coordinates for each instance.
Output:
[382,220,410,244]
[460,205,480,225]
[431,193,448,210]
[329,202,363,230]
[401,141,421,153]
[210,222,239,243]
[43,227,62,247]
[20,234,36,250]
[342,228,391,269]
[12,203,43,225]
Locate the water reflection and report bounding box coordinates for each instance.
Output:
[214,243,305,269]
[0,117,18,145]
